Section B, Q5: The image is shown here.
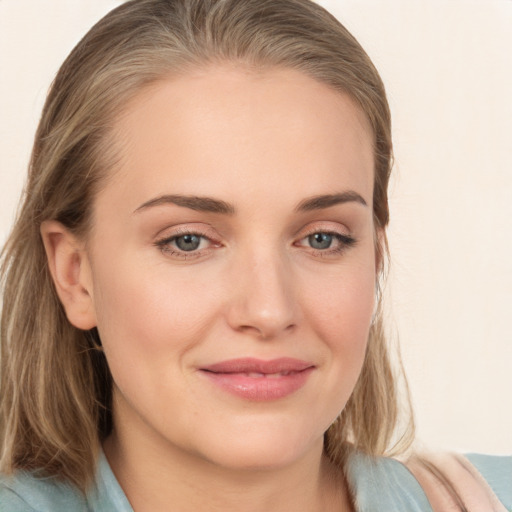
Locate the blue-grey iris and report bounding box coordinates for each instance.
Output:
[308,233,332,250]
[176,234,201,251]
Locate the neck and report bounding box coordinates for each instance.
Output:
[103,427,352,512]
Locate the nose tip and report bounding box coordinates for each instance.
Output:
[226,256,298,340]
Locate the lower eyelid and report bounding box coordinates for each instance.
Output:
[156,242,211,260]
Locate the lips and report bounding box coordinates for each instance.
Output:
[199,358,315,401]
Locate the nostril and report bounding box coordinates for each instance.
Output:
[237,322,296,340]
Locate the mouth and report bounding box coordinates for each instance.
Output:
[219,371,302,378]
[199,358,315,401]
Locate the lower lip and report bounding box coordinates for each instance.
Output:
[200,368,314,401]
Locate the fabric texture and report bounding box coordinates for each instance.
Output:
[345,451,512,512]
[405,452,509,511]
[1,450,510,511]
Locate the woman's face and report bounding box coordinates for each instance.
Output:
[84,66,377,470]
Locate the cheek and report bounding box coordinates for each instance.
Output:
[304,262,375,338]
[90,256,223,365]
[89,259,227,430]
[301,261,375,382]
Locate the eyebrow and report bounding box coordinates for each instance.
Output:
[134,190,367,215]
[134,194,235,215]
[295,191,367,212]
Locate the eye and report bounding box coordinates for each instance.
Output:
[296,230,356,256]
[154,229,218,259]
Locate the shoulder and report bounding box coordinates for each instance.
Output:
[465,453,512,509]
[405,451,511,511]
[0,452,133,512]
[0,471,87,512]
[345,451,512,512]
[344,451,433,511]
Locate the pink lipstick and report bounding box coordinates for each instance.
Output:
[199,357,314,401]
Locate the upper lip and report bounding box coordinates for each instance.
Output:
[200,357,314,374]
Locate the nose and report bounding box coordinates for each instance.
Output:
[226,250,299,340]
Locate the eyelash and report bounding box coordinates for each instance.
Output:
[296,230,357,257]
[154,228,218,260]
[154,228,357,260]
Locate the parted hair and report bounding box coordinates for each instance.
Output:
[0,0,414,491]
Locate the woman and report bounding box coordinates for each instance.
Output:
[0,0,510,510]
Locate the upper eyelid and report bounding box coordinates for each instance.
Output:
[301,226,348,236]
[295,231,355,246]
[153,221,353,244]
[296,221,352,238]
[154,223,218,240]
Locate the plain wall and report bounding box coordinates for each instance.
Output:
[1,0,511,454]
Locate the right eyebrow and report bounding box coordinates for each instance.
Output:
[133,194,236,215]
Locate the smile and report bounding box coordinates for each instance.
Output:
[199,358,315,401]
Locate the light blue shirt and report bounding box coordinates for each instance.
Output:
[1,451,511,511]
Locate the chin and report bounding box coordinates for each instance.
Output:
[191,424,324,472]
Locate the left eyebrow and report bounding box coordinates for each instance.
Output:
[295,191,367,212]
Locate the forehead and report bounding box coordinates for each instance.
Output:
[99,65,374,214]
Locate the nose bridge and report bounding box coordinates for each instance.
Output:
[227,242,298,338]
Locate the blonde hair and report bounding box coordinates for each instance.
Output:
[0,0,413,491]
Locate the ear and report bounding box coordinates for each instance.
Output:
[40,220,97,330]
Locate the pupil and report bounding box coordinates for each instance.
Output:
[309,233,332,250]
[176,234,200,251]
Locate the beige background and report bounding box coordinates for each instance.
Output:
[1,1,511,454]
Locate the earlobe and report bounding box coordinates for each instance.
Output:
[40,220,97,330]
